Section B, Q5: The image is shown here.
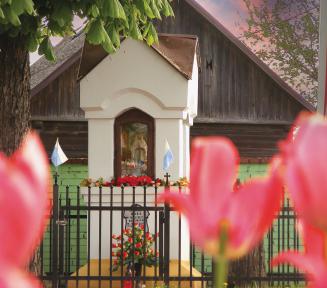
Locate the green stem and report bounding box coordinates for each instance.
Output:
[214,256,228,288]
[214,227,229,288]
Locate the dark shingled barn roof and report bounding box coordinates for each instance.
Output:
[31,33,199,96]
[31,34,85,95]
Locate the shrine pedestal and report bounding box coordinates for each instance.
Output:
[67,259,204,288]
[81,186,190,261]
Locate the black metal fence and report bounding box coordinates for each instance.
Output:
[38,177,305,288]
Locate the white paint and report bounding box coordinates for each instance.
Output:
[80,39,189,118]
[81,186,190,261]
[80,37,198,181]
[88,119,114,179]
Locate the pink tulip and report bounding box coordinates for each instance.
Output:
[272,220,327,288]
[0,132,50,286]
[280,112,327,231]
[159,137,284,259]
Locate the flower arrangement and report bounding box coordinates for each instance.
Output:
[80,176,189,187]
[111,224,159,271]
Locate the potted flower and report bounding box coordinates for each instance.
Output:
[112,224,159,287]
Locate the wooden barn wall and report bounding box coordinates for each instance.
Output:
[156,0,305,122]
[32,120,88,161]
[191,123,290,159]
[31,61,84,120]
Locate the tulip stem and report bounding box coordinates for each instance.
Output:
[214,256,228,288]
[214,227,229,288]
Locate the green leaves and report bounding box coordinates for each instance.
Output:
[86,19,106,45]
[161,0,174,17]
[38,37,55,61]
[108,25,120,48]
[149,0,161,20]
[102,0,126,20]
[0,0,174,59]
[26,33,38,52]
[86,18,116,53]
[143,22,158,45]
[2,5,20,26]
[11,0,34,16]
[136,0,155,19]
[52,2,73,27]
[103,31,115,53]
[129,13,142,40]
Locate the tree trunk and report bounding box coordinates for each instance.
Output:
[0,34,30,156]
[0,34,41,276]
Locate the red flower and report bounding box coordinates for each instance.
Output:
[112,252,115,256]
[159,137,283,259]
[123,251,128,259]
[123,229,131,235]
[0,132,50,286]
[134,251,140,256]
[103,181,111,187]
[135,242,142,249]
[272,220,327,288]
[112,243,118,248]
[112,234,117,239]
[128,237,133,243]
[280,113,327,231]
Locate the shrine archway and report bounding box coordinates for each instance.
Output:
[114,108,155,178]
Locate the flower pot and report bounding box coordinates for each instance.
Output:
[134,262,142,288]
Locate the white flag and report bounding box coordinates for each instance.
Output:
[163,139,174,172]
[51,138,68,167]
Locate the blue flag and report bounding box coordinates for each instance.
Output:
[51,138,68,167]
[163,139,174,172]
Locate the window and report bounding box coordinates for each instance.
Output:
[114,109,155,178]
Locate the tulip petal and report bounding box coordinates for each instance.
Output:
[0,132,50,268]
[273,219,327,288]
[227,158,284,258]
[0,268,43,288]
[298,221,326,258]
[158,189,220,249]
[272,251,327,288]
[190,137,238,220]
[158,190,193,216]
[282,113,327,230]
[272,252,318,279]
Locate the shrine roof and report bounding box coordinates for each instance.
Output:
[31,33,198,96]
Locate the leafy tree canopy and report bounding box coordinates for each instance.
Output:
[242,0,319,106]
[0,0,174,60]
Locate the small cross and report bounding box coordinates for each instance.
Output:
[164,172,170,187]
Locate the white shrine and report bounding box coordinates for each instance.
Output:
[76,34,200,286]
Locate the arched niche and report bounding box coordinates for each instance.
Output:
[114,108,155,178]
